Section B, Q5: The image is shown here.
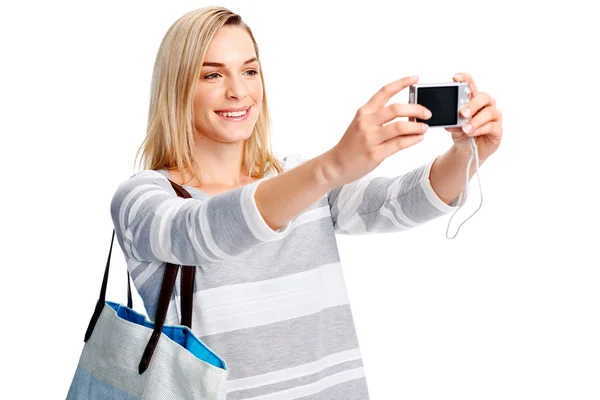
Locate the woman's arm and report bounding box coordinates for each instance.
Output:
[258,152,467,235]
[429,145,483,205]
[254,151,340,231]
[109,165,332,266]
[325,157,465,234]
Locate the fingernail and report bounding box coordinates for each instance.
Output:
[461,108,471,118]
[424,110,432,119]
[462,124,472,133]
[454,74,461,79]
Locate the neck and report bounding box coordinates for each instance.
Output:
[175,132,251,187]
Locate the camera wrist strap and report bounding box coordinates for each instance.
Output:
[445,136,483,239]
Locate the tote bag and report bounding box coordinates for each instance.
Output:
[67,179,229,399]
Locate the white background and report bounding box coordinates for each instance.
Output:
[2,1,599,399]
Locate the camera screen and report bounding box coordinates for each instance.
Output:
[417,86,458,126]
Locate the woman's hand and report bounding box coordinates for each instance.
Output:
[446,72,503,162]
[326,75,431,186]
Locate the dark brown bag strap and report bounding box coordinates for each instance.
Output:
[138,263,180,373]
[84,176,198,375]
[127,269,133,309]
[126,179,196,326]
[138,178,198,373]
[167,179,196,329]
[180,265,195,328]
[84,229,118,343]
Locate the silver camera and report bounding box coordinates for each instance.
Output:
[409,82,471,128]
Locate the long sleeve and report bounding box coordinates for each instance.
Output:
[110,170,294,266]
[327,157,466,235]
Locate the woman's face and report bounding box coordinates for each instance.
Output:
[193,26,263,144]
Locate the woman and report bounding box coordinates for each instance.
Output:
[110,6,503,399]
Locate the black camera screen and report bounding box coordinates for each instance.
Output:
[416,86,458,126]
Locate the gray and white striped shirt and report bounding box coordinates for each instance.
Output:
[110,152,463,399]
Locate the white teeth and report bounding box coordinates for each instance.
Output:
[216,109,247,117]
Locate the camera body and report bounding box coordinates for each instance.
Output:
[409,82,471,128]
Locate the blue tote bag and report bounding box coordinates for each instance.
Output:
[67,179,229,399]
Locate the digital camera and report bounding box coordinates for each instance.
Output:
[409,82,471,128]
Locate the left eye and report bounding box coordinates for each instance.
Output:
[204,70,258,80]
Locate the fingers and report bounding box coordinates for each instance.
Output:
[377,119,429,143]
[450,128,466,141]
[459,92,492,119]
[367,102,430,144]
[444,126,467,141]
[461,94,500,134]
[370,102,432,126]
[376,133,425,161]
[453,72,479,97]
[463,111,498,136]
[466,120,495,137]
[361,75,419,115]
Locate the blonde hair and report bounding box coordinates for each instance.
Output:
[133,6,283,185]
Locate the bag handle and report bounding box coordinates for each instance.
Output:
[83,177,197,375]
[126,179,196,327]
[165,179,196,329]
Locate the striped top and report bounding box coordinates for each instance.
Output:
[109,152,464,399]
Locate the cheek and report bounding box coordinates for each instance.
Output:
[253,80,263,97]
[194,90,218,115]
[250,82,263,107]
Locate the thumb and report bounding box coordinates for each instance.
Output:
[451,130,466,141]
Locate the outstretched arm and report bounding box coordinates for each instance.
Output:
[112,153,340,266]
[327,153,468,235]
[110,170,301,266]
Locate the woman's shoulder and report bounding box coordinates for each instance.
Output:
[120,169,170,185]
[112,169,175,198]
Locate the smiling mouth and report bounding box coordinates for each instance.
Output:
[214,106,251,117]
[214,106,252,120]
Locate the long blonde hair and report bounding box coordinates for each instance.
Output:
[134,6,283,184]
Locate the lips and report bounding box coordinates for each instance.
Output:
[214,105,251,113]
[214,105,252,121]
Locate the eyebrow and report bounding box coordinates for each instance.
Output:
[202,57,258,67]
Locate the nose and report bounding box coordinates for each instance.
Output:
[226,76,248,100]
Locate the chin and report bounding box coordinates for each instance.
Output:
[199,128,255,143]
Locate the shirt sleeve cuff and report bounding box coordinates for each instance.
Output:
[240,179,294,242]
[419,158,467,213]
